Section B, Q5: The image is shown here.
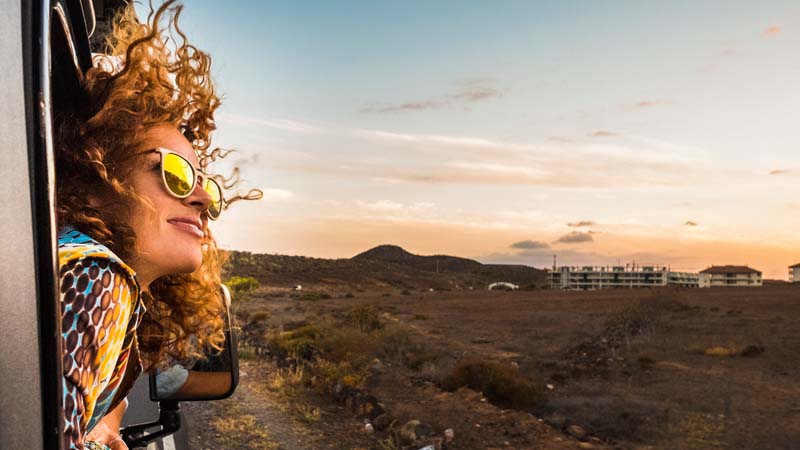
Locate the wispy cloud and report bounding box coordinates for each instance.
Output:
[261,188,295,202]
[360,79,502,113]
[510,240,550,250]
[589,130,620,138]
[555,231,594,244]
[567,220,595,227]
[769,169,789,175]
[764,25,781,37]
[684,221,698,227]
[217,112,320,133]
[623,100,668,111]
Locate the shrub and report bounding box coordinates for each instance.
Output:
[344,292,355,298]
[401,289,411,296]
[267,324,320,359]
[320,293,332,300]
[226,276,260,302]
[403,344,440,371]
[248,310,271,325]
[740,344,765,357]
[637,355,656,370]
[412,314,427,320]
[442,360,544,410]
[704,346,738,357]
[343,304,382,332]
[237,343,257,361]
[309,358,368,393]
[301,292,322,301]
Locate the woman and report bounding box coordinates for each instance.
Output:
[55,2,258,449]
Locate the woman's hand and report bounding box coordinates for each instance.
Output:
[85,422,127,450]
[86,398,129,450]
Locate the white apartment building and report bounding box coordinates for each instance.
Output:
[548,265,699,290]
[789,263,800,282]
[698,265,762,288]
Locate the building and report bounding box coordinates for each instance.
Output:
[548,265,699,290]
[789,263,800,282]
[698,265,762,288]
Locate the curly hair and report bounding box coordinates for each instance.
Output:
[55,0,258,370]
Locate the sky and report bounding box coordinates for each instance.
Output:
[137,1,800,279]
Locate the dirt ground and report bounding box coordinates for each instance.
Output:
[184,285,800,450]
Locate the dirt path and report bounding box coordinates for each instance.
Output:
[182,360,311,450]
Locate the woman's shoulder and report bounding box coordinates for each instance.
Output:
[57,226,136,282]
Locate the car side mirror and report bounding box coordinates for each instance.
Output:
[149,283,239,401]
[120,284,238,448]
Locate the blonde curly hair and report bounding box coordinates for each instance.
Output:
[55,0,259,370]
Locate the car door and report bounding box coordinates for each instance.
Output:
[0,1,96,448]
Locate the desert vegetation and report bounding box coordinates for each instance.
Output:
[182,254,800,449]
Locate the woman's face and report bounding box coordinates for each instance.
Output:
[127,124,212,286]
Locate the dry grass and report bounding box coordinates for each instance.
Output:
[210,413,277,449]
[294,403,322,424]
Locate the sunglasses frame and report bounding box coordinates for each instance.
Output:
[145,147,224,220]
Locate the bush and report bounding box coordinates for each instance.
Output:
[344,292,355,298]
[226,276,260,302]
[267,324,320,359]
[442,360,544,410]
[248,310,271,325]
[343,304,382,332]
[310,358,368,393]
[302,292,322,301]
[401,289,411,296]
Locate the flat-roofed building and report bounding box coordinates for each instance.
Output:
[548,265,698,290]
[789,263,800,282]
[698,265,762,288]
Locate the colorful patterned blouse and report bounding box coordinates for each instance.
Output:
[58,227,146,450]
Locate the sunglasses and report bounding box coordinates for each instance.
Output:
[145,147,224,220]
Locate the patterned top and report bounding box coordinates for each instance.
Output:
[59,227,146,450]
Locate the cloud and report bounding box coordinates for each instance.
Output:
[684,221,698,227]
[567,220,595,227]
[510,240,550,250]
[555,231,594,244]
[217,112,320,133]
[589,130,619,137]
[764,25,781,36]
[769,169,789,175]
[361,79,501,113]
[262,188,295,202]
[624,100,668,111]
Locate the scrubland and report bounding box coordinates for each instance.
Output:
[184,284,800,450]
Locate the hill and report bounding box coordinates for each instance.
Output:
[225,244,547,291]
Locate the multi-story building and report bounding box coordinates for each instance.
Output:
[548,265,699,290]
[790,263,800,283]
[698,265,762,287]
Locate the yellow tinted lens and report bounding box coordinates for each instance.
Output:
[163,152,194,197]
[204,178,222,219]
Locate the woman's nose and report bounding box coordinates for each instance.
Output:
[185,177,212,211]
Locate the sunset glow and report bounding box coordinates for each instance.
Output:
[144,1,800,279]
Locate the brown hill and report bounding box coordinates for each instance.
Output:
[226,245,547,291]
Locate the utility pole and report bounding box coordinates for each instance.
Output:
[553,254,557,270]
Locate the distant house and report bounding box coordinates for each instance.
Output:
[698,266,762,288]
[790,263,800,283]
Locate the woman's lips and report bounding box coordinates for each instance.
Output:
[167,218,204,238]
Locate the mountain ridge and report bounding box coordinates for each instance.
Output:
[226,244,547,291]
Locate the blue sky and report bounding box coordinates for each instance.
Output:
[137,1,800,278]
